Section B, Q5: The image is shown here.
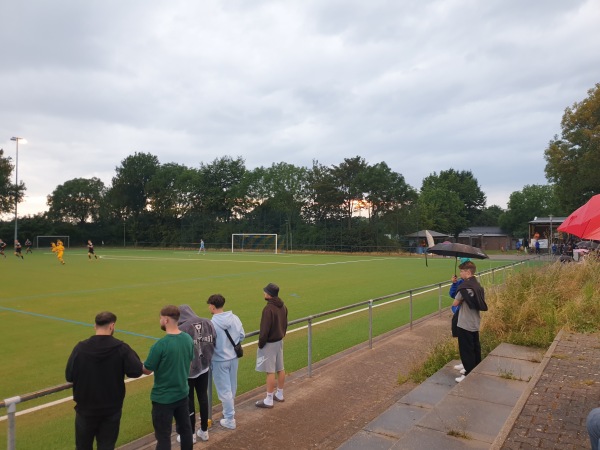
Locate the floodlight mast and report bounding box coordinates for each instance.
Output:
[10,137,26,242]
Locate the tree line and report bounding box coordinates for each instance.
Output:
[1,83,598,249]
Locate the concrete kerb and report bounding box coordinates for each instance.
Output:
[488,328,563,450]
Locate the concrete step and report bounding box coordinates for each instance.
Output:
[338,343,544,449]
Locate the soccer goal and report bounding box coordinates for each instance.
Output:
[231,234,278,253]
[36,236,70,249]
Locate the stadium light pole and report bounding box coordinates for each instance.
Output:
[10,137,26,242]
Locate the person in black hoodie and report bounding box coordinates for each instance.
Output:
[255,283,288,408]
[66,311,143,450]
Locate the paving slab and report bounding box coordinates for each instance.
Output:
[416,395,515,443]
[450,372,528,406]
[391,426,491,450]
[364,403,430,438]
[475,353,540,381]
[397,366,456,408]
[337,430,397,450]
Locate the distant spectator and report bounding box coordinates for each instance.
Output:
[588,408,600,450]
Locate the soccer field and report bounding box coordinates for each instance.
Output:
[0,248,512,448]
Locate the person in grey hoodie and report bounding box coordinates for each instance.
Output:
[176,304,216,443]
[206,294,245,430]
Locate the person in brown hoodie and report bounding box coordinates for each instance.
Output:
[255,283,288,408]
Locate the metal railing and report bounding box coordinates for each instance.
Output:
[1,254,548,449]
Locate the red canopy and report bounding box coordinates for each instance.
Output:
[557,194,600,239]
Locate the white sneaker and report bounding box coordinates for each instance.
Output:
[197,429,209,441]
[176,434,196,444]
[220,418,236,430]
[453,363,464,370]
[460,369,466,375]
[455,375,466,383]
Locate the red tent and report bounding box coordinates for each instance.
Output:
[558,194,600,239]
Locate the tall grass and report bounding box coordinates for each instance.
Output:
[482,256,600,347]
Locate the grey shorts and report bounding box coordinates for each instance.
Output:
[255,340,284,373]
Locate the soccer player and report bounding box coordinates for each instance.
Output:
[14,240,24,259]
[25,239,33,254]
[0,239,6,258]
[88,240,99,260]
[53,240,66,265]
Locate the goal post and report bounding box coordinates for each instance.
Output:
[231,234,278,254]
[36,236,70,249]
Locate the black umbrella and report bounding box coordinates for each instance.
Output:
[426,242,489,274]
[576,241,599,249]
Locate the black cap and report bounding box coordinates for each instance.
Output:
[263,283,279,298]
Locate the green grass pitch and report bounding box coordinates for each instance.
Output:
[0,248,512,448]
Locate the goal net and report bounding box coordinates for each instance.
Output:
[231,234,278,253]
[36,236,70,249]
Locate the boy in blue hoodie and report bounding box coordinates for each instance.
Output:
[207,294,245,430]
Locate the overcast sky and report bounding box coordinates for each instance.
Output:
[1,0,599,217]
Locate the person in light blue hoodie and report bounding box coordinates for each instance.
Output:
[207,294,245,431]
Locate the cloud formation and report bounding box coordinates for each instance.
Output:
[1,0,599,215]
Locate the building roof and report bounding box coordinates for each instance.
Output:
[405,229,449,238]
[458,226,508,237]
[529,217,567,225]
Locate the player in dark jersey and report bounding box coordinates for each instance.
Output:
[25,239,33,254]
[87,240,99,260]
[14,240,24,259]
[0,239,6,258]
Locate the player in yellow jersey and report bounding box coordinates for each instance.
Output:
[52,240,66,265]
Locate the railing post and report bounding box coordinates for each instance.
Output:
[438,284,442,315]
[307,317,313,377]
[492,268,495,284]
[368,300,373,349]
[6,396,20,450]
[409,290,413,329]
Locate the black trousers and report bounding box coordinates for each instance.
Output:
[75,410,122,450]
[152,396,193,450]
[179,372,209,433]
[456,327,481,375]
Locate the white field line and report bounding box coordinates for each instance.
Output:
[0,285,433,421]
[98,254,392,266]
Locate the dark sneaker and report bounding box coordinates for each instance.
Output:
[255,400,274,408]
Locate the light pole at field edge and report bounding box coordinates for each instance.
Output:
[10,137,26,242]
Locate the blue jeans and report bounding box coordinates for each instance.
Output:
[212,358,238,420]
[75,410,122,450]
[151,396,192,450]
[588,408,600,450]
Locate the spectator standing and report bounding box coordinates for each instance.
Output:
[65,311,143,450]
[176,304,216,443]
[255,283,288,408]
[452,261,486,383]
[449,258,470,376]
[207,294,245,430]
[143,305,194,450]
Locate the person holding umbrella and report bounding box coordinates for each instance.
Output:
[452,260,487,383]
[449,258,470,375]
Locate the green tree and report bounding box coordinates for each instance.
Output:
[544,83,600,211]
[330,156,369,228]
[47,177,105,225]
[472,205,504,227]
[417,188,467,236]
[498,184,563,237]
[422,169,486,224]
[363,162,416,221]
[199,156,247,222]
[0,148,25,215]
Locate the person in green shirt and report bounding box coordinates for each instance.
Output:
[143,305,194,450]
